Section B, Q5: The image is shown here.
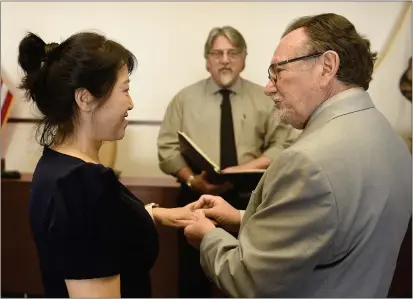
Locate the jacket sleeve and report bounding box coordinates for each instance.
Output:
[200,149,338,297]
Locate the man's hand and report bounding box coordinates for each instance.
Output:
[191,171,233,195]
[221,165,249,173]
[222,156,272,172]
[184,209,216,249]
[153,206,197,228]
[189,195,242,232]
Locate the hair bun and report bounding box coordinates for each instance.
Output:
[18,32,47,74]
[44,42,60,61]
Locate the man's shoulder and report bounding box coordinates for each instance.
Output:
[241,78,265,90]
[174,78,208,99]
[240,78,269,101]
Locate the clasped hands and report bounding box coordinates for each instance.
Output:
[184,195,242,249]
[153,194,241,249]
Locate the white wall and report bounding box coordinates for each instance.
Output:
[1,2,411,177]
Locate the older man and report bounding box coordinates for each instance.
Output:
[184,14,412,297]
[157,26,297,297]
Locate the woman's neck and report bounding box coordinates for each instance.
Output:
[54,136,102,164]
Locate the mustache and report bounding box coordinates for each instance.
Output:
[270,95,282,106]
[219,67,232,71]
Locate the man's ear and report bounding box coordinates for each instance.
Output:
[240,59,246,72]
[206,59,211,73]
[320,50,340,86]
[74,88,94,112]
[240,52,247,72]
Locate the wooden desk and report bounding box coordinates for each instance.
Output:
[1,174,181,297]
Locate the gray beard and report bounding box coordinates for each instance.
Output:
[275,106,292,125]
[220,73,234,86]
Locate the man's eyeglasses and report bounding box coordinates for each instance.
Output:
[268,52,323,85]
[209,49,242,61]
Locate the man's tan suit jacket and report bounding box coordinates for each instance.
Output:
[200,88,412,297]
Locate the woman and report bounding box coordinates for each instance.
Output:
[399,57,412,102]
[18,32,197,298]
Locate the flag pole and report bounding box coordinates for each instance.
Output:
[1,74,21,179]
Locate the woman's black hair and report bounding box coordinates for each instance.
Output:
[18,31,137,147]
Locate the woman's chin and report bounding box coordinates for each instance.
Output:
[105,131,126,142]
[116,130,126,140]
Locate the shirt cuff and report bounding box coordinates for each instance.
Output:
[239,210,246,224]
[145,203,159,222]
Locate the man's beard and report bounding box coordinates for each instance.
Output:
[274,102,294,125]
[219,73,234,86]
[275,104,306,129]
[275,109,288,124]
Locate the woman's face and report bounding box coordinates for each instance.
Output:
[400,57,412,101]
[91,66,134,141]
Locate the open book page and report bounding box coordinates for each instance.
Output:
[221,168,266,174]
[178,131,265,174]
[178,131,266,192]
[178,131,220,173]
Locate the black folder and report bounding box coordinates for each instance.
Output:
[178,131,265,192]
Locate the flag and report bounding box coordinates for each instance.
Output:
[1,77,14,130]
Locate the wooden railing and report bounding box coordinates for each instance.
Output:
[8,117,162,126]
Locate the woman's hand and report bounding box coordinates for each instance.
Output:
[152,206,198,228]
[188,195,241,232]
